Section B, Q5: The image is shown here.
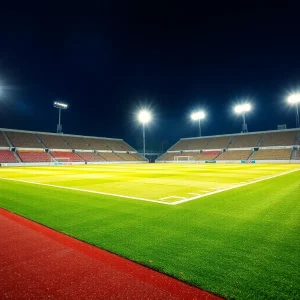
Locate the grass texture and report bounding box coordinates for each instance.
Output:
[0,164,300,299]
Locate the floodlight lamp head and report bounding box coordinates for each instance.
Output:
[138,110,151,124]
[287,93,300,104]
[191,111,205,120]
[234,103,251,114]
[53,101,68,109]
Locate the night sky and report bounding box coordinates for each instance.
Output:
[1,2,300,151]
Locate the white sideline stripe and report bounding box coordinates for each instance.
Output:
[170,168,300,205]
[188,193,201,196]
[159,196,185,200]
[0,178,172,206]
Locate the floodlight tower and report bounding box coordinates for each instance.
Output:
[191,111,205,137]
[287,93,300,128]
[138,110,151,157]
[53,101,68,134]
[234,103,251,133]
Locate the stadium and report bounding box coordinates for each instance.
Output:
[1,120,300,299]
[2,4,300,300]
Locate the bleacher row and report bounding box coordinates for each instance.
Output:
[169,130,299,151]
[157,129,300,161]
[0,129,147,164]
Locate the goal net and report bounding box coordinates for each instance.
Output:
[51,157,72,166]
[174,156,195,162]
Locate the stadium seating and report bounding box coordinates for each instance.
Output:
[98,152,124,161]
[62,136,92,150]
[228,134,262,148]
[0,150,18,163]
[38,134,70,149]
[194,151,220,160]
[0,131,9,147]
[216,150,252,160]
[106,140,135,151]
[83,138,135,151]
[169,136,234,151]
[18,151,51,162]
[205,136,233,149]
[82,138,113,151]
[76,152,106,162]
[51,151,84,162]
[261,131,297,146]
[129,153,148,161]
[115,153,137,161]
[251,149,292,160]
[294,150,300,160]
[169,138,210,151]
[5,131,42,148]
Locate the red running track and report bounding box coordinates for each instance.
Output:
[0,208,222,299]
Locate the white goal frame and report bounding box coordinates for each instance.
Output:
[174,156,195,162]
[51,157,72,166]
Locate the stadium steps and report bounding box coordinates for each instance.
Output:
[2,131,13,147]
[257,134,264,147]
[213,152,222,160]
[247,151,255,160]
[35,134,48,149]
[296,131,300,145]
[97,153,108,161]
[13,151,22,163]
[290,150,295,160]
[48,151,57,162]
[115,153,125,161]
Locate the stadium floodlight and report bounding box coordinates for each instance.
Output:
[53,101,68,134]
[138,110,151,158]
[287,93,300,128]
[191,111,205,137]
[234,103,252,133]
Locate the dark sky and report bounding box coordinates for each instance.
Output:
[0,2,300,150]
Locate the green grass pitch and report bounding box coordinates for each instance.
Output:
[0,163,300,299]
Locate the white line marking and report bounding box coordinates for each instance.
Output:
[188,193,201,196]
[170,168,300,205]
[0,178,172,206]
[160,196,185,200]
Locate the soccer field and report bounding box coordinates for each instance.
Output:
[0,163,299,204]
[1,163,300,299]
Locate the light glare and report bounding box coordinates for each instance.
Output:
[138,110,151,124]
[234,103,251,114]
[191,111,205,120]
[54,101,68,109]
[287,93,300,104]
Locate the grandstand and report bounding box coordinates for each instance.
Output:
[0,150,18,163]
[228,134,261,148]
[17,151,51,163]
[0,132,9,147]
[76,152,106,162]
[216,150,252,161]
[251,149,292,160]
[261,131,297,146]
[194,151,221,160]
[157,128,300,163]
[6,131,42,148]
[0,128,146,165]
[50,151,84,162]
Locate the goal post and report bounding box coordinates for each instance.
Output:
[174,156,195,162]
[51,157,72,166]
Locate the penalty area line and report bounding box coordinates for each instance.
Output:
[0,177,172,206]
[170,168,300,205]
